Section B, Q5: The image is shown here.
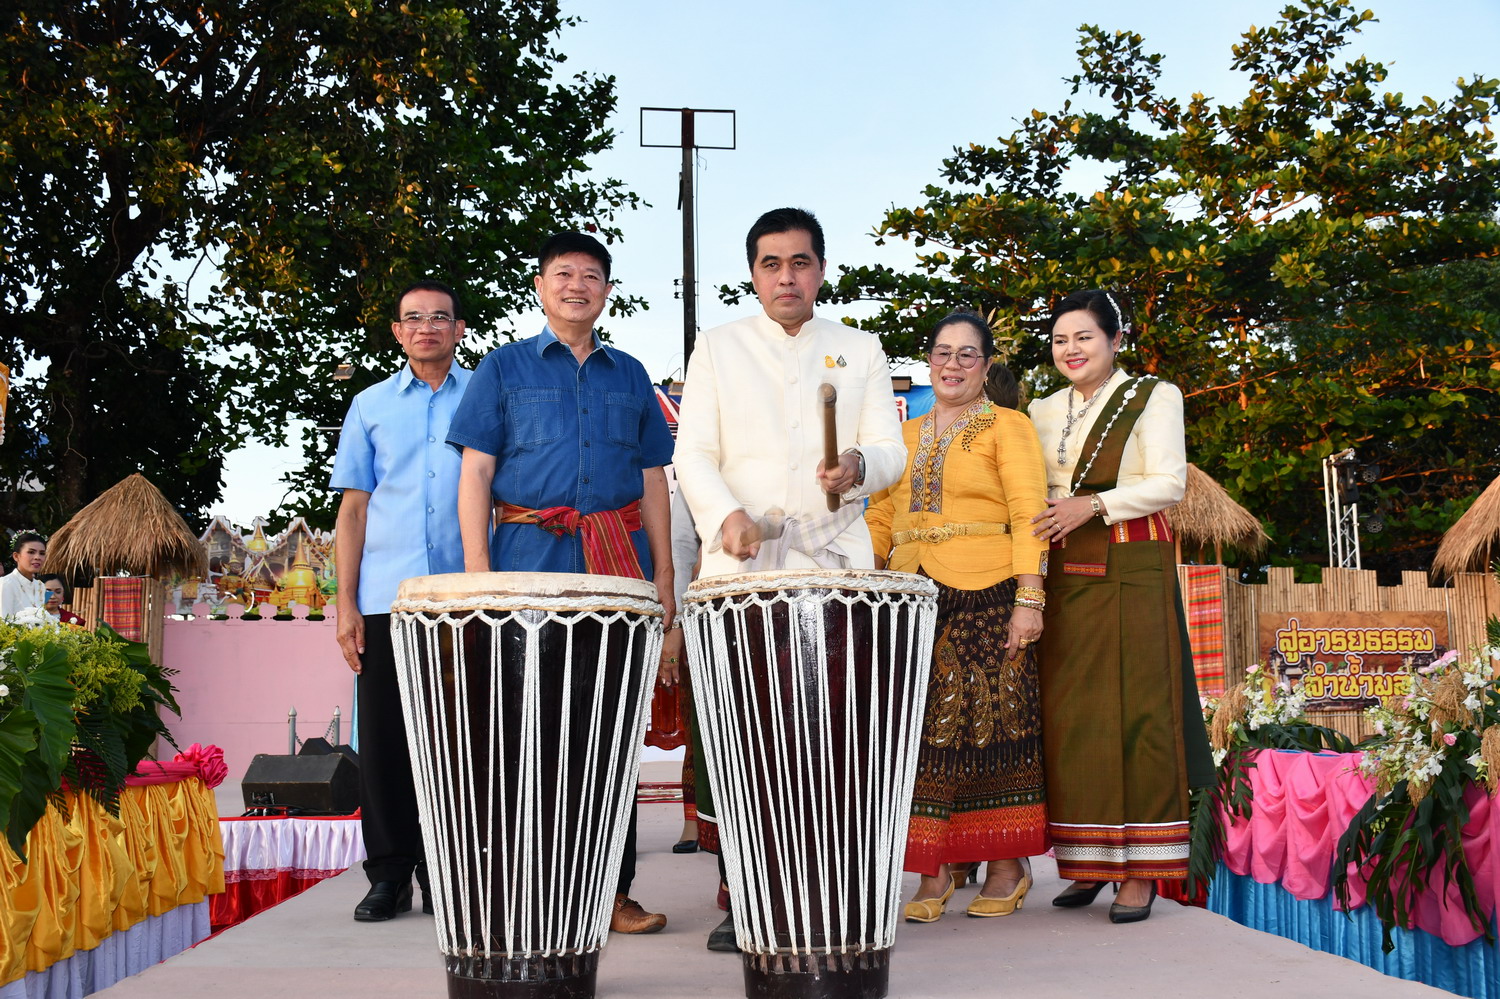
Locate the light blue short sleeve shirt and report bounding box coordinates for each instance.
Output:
[330,361,473,614]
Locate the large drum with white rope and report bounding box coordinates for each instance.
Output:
[684,569,937,999]
[392,572,662,999]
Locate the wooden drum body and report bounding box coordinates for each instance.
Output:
[391,572,663,999]
[683,569,937,999]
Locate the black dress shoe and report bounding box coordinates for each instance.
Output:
[672,839,699,854]
[706,912,740,952]
[1052,880,1111,908]
[1108,882,1158,924]
[354,880,413,922]
[421,890,434,915]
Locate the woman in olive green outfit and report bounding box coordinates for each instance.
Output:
[1028,290,1214,924]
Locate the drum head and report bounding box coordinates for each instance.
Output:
[394,571,662,614]
[685,567,937,603]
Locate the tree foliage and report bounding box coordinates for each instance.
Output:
[0,1,641,531]
[832,0,1500,579]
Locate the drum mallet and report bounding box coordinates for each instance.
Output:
[820,383,839,512]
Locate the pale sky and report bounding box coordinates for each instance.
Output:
[217,0,1500,523]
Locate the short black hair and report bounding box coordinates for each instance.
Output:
[38,572,67,599]
[394,280,463,321]
[984,364,1021,410]
[925,310,996,359]
[538,232,613,283]
[1048,289,1132,343]
[745,207,826,269]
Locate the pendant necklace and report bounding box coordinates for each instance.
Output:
[1057,368,1117,467]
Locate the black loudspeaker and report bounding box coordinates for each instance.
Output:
[298,737,361,768]
[241,753,360,815]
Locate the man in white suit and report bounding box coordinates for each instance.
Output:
[673,207,905,952]
[675,207,904,578]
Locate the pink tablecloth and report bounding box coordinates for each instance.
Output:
[1221,749,1500,945]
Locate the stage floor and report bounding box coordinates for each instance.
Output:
[101,763,1450,999]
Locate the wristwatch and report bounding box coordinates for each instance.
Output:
[844,448,866,487]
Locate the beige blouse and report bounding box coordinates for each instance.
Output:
[1027,371,1187,522]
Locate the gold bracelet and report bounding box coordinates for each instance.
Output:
[1015,597,1045,611]
[1015,585,1046,602]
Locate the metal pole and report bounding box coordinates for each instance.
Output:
[1323,457,1337,568]
[681,108,697,363]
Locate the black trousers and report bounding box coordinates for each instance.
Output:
[356,613,426,885]
[359,613,637,895]
[618,801,637,896]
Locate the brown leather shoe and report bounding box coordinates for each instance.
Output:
[610,894,667,934]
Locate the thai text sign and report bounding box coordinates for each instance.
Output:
[1259,611,1449,710]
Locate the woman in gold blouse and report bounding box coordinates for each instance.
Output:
[867,311,1050,922]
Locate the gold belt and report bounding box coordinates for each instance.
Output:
[891,522,1010,546]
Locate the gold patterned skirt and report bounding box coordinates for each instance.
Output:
[904,577,1048,876]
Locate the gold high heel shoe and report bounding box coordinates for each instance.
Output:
[904,874,958,923]
[967,858,1032,918]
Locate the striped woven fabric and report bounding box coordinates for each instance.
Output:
[1184,566,1226,697]
[1110,510,1174,544]
[496,501,645,579]
[1050,819,1191,881]
[1053,511,1176,576]
[101,576,146,641]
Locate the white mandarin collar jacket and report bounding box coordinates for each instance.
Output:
[675,312,905,577]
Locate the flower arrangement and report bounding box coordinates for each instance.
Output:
[1356,647,1500,799]
[1190,663,1352,894]
[0,618,179,859]
[1333,643,1500,949]
[1204,663,1316,762]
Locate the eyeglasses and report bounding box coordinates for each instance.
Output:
[400,314,456,331]
[928,348,984,369]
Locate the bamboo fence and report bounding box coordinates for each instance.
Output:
[1178,566,1500,743]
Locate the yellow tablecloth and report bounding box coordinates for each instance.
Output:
[0,778,225,986]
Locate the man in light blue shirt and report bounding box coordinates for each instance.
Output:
[330,279,471,922]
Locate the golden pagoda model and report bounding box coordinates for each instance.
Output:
[274,537,322,610]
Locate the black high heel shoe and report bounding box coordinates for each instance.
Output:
[672,839,699,854]
[1108,881,1158,924]
[1051,880,1111,908]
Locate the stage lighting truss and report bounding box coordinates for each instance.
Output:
[1324,449,1363,569]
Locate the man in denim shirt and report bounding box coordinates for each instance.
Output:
[447,232,674,933]
[331,280,471,922]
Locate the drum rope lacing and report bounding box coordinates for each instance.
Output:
[683,582,936,963]
[393,592,664,617]
[392,601,662,971]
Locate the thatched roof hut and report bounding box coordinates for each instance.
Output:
[1166,463,1270,564]
[46,473,207,579]
[1432,474,1500,578]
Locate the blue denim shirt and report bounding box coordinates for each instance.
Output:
[329,361,473,614]
[446,328,674,574]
